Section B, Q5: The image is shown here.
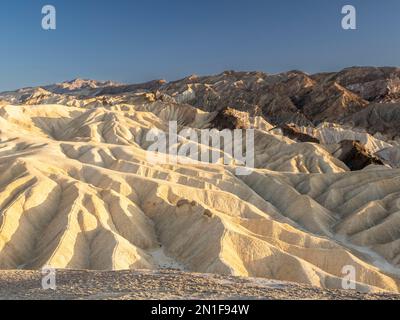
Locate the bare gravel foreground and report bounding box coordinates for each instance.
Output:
[0,269,399,300]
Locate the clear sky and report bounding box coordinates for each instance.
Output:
[1,0,400,91]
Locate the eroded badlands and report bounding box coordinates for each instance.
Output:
[1,68,400,293]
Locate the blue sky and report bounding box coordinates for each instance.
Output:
[0,0,399,91]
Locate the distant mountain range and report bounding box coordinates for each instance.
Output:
[2,66,400,137]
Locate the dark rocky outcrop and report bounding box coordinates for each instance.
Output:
[330,140,384,171]
[278,124,320,143]
[211,107,249,130]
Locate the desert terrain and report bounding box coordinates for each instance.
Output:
[1,67,400,297]
[1,269,400,300]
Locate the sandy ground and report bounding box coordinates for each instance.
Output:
[0,269,399,300]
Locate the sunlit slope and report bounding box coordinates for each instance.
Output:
[0,102,399,293]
